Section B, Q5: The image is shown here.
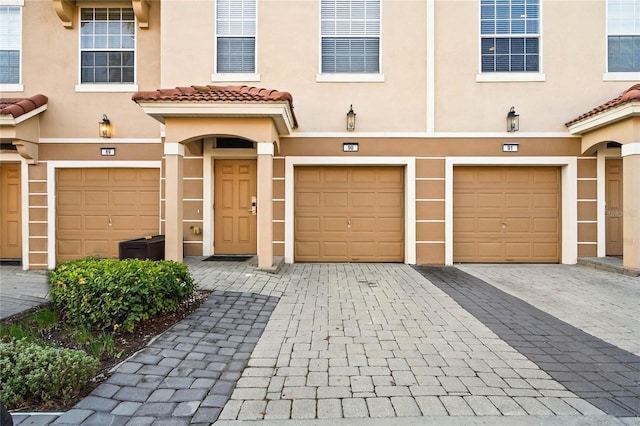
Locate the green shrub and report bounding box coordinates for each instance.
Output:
[49,258,195,332]
[0,339,99,408]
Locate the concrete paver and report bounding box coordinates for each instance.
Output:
[1,259,639,425]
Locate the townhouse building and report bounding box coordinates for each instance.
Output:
[0,0,639,271]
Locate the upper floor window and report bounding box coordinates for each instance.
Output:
[80,8,135,84]
[215,0,256,73]
[320,0,381,74]
[607,0,640,72]
[480,0,540,73]
[0,6,21,85]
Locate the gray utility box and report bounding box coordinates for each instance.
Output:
[119,235,165,260]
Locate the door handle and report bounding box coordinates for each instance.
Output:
[248,196,257,215]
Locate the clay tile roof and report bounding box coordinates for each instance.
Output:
[132,84,297,127]
[565,83,640,127]
[0,94,48,119]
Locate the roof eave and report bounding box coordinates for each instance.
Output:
[567,101,640,135]
[136,101,295,135]
[0,104,48,127]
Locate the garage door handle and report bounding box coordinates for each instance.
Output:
[109,216,112,226]
[347,219,351,228]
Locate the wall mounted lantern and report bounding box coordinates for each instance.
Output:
[346,105,356,131]
[99,114,112,138]
[506,106,519,132]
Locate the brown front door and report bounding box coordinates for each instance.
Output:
[605,159,623,256]
[214,159,257,254]
[0,163,22,259]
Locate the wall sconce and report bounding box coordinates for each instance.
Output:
[99,114,112,138]
[506,106,519,132]
[346,105,356,131]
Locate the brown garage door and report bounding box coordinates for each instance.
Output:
[295,166,404,262]
[56,168,160,262]
[454,166,560,263]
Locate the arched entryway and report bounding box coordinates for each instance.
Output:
[132,85,297,269]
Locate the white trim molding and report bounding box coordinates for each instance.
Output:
[445,156,578,266]
[621,142,640,157]
[316,73,385,83]
[211,73,261,82]
[476,73,546,82]
[284,156,416,265]
[568,102,640,135]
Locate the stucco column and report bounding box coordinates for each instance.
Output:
[257,142,274,268]
[622,143,640,268]
[164,142,184,262]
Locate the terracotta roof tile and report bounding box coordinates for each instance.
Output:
[132,84,297,127]
[566,83,640,127]
[0,94,48,119]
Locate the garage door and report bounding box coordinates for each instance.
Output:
[454,166,560,263]
[56,168,160,262]
[295,166,404,262]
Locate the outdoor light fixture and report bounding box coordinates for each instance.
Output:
[507,106,519,133]
[346,105,356,131]
[99,114,112,138]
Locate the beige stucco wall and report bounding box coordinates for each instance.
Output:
[434,0,635,133]
[19,1,161,139]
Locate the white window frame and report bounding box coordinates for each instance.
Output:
[476,0,545,82]
[75,6,138,92]
[212,0,260,82]
[317,0,384,83]
[603,0,640,80]
[0,1,23,92]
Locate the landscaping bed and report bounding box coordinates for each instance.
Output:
[0,259,209,412]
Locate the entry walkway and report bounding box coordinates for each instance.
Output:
[1,260,638,425]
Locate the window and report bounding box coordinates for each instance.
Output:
[216,0,256,73]
[480,0,540,73]
[320,0,381,74]
[80,8,135,84]
[608,0,640,72]
[0,6,20,85]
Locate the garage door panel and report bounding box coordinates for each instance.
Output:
[324,192,348,207]
[478,193,503,208]
[533,217,559,233]
[534,243,559,258]
[111,190,140,207]
[57,215,82,231]
[477,242,503,258]
[85,169,110,185]
[377,217,403,233]
[351,192,375,207]
[534,193,558,209]
[84,215,110,231]
[322,242,348,257]
[505,169,530,183]
[454,193,475,208]
[296,217,321,233]
[110,215,138,231]
[57,191,82,209]
[84,240,110,258]
[138,191,160,208]
[454,166,559,263]
[504,243,531,257]
[505,193,531,208]
[85,191,110,209]
[478,169,503,184]
[295,166,404,262]
[504,218,530,233]
[477,217,503,233]
[454,217,475,232]
[379,192,403,208]
[324,217,348,232]
[297,193,320,208]
[57,240,83,256]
